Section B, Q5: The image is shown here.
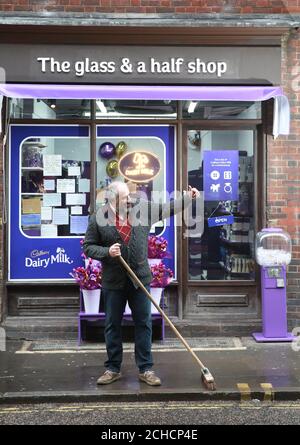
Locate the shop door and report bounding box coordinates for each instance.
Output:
[181,125,263,320]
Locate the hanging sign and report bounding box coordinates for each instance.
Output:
[208,214,234,227]
[118,151,161,183]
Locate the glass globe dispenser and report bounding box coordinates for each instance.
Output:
[255,228,292,267]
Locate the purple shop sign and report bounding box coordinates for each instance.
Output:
[204,150,239,201]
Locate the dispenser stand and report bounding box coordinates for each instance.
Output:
[253,266,295,342]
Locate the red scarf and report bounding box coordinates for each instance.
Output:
[115,212,131,245]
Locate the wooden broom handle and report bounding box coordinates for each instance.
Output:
[118,255,206,371]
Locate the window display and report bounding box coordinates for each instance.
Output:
[20,135,90,237]
[96,128,167,222]
[9,125,91,281]
[96,125,176,276]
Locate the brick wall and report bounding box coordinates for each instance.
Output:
[267,28,300,330]
[0,0,299,14]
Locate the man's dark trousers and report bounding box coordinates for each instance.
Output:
[102,277,153,373]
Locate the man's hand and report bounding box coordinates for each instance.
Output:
[109,243,121,257]
[187,185,200,199]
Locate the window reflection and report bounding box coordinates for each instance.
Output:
[10,99,91,119]
[94,100,177,119]
[188,129,255,281]
[183,101,261,120]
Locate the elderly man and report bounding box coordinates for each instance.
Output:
[83,181,199,386]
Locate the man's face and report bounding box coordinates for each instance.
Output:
[112,186,133,215]
[116,189,129,211]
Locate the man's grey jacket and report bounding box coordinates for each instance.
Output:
[83,195,192,290]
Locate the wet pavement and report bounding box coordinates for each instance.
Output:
[0,337,300,404]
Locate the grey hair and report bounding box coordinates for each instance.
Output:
[105,181,129,202]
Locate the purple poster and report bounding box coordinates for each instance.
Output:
[204,150,239,201]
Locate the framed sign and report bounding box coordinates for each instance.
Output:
[118,151,161,183]
[203,150,239,201]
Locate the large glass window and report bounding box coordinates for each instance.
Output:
[8,98,261,283]
[187,129,255,281]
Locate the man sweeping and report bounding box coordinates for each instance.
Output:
[83,181,200,386]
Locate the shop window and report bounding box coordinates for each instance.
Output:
[183,101,261,120]
[187,129,255,281]
[94,99,177,119]
[21,135,90,237]
[96,127,167,236]
[10,98,91,119]
[94,124,176,277]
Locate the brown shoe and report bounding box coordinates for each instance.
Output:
[139,370,161,386]
[97,370,121,385]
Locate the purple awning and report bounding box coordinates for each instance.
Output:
[0,83,290,138]
[0,83,284,101]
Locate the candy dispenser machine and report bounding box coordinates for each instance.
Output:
[253,228,295,342]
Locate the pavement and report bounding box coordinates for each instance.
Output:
[0,337,300,404]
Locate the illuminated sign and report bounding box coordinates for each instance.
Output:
[118,151,161,183]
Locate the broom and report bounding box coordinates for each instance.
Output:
[118,255,216,391]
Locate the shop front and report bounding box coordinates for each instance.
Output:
[0,24,292,337]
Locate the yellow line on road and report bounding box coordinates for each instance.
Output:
[0,404,233,412]
[0,410,36,414]
[271,406,300,409]
[0,403,235,414]
[1,403,300,415]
